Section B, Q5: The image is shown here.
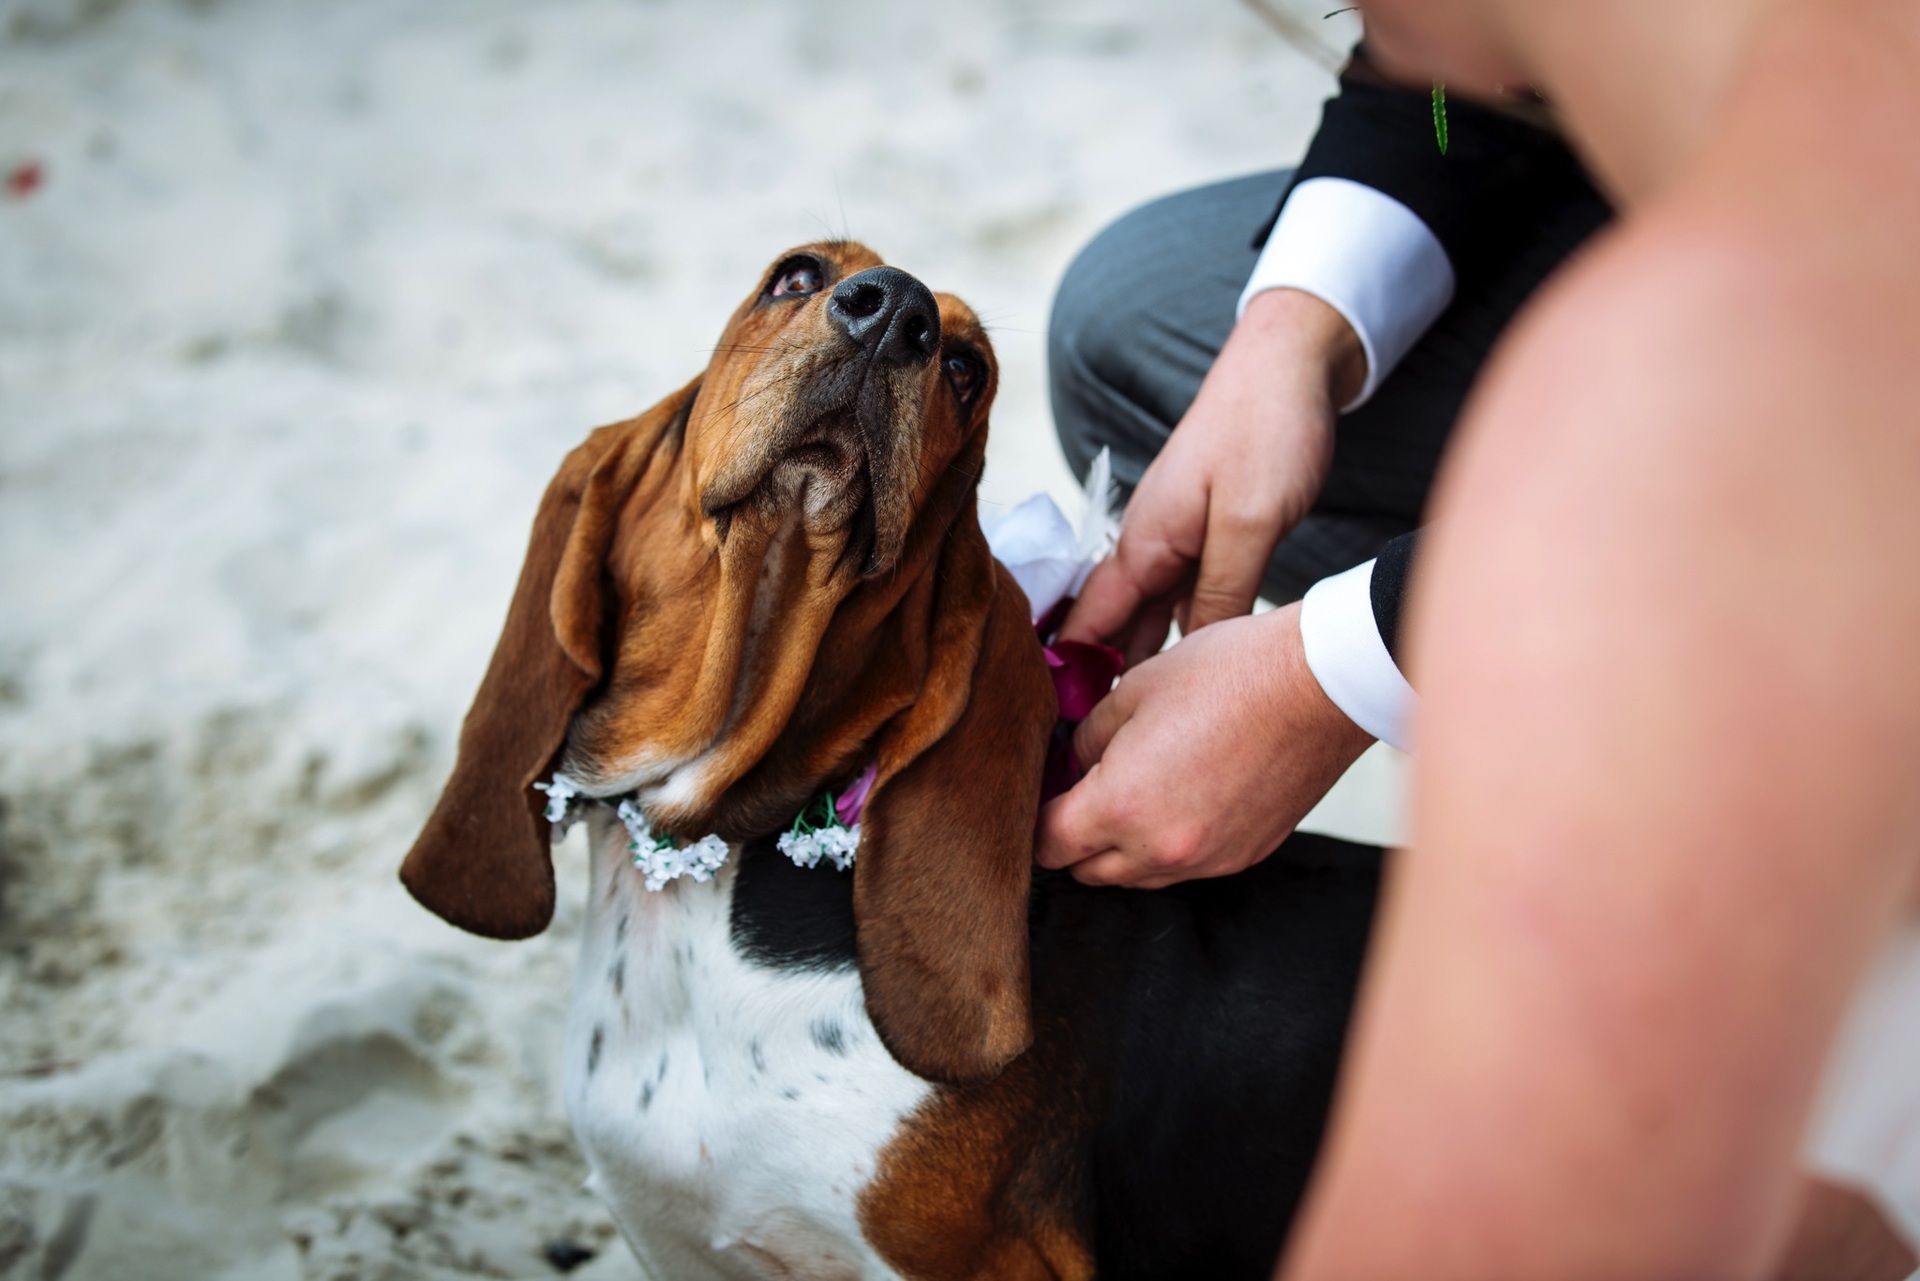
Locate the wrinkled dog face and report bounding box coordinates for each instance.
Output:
[400,241,1052,1084]
[548,243,1005,827]
[691,242,997,578]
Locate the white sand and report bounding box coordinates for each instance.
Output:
[3,2,1913,1278]
[0,2,1377,1276]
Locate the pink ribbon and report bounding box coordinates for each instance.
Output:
[1044,639,1124,723]
[1037,610,1123,804]
[835,762,878,826]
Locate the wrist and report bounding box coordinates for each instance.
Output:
[1238,288,1368,410]
[1261,603,1377,754]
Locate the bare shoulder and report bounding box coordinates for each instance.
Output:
[1444,165,1920,532]
[1471,1,1920,468]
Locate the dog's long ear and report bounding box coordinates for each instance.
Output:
[400,380,698,939]
[854,530,1056,1085]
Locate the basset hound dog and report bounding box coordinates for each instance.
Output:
[401,242,1382,1280]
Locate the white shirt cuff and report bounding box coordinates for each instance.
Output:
[1237,177,1457,411]
[1299,558,1416,752]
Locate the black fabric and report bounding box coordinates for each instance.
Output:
[729,821,1383,1279]
[1370,530,1418,666]
[1253,50,1609,301]
[1063,834,1383,1279]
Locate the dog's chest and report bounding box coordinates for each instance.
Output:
[562,813,931,1281]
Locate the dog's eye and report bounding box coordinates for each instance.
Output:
[771,260,823,298]
[944,351,983,403]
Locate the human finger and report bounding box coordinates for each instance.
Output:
[1064,849,1151,888]
[1117,594,1179,670]
[1058,556,1147,646]
[1060,514,1194,645]
[1184,492,1283,633]
[1034,776,1118,871]
[1070,667,1145,770]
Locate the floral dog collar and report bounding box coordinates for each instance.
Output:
[536,447,1119,895]
[536,763,879,892]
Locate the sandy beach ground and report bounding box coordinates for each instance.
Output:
[0,3,1382,1276]
[2,2,1915,1279]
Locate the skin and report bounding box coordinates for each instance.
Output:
[1037,288,1370,884]
[1037,601,1373,889]
[1062,287,1366,667]
[1037,0,1920,1273]
[1280,1,1920,1277]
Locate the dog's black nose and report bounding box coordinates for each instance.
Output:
[827,267,939,367]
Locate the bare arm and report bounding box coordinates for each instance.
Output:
[1281,183,1920,1277]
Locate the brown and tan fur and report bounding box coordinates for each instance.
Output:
[402,242,1087,1275]
[395,239,1920,1281]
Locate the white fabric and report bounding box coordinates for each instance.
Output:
[986,493,1083,623]
[1237,177,1457,411]
[1299,558,1415,751]
[985,446,1120,624]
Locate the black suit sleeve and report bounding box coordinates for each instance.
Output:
[1368,530,1418,669]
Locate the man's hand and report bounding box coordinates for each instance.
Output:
[1036,602,1375,888]
[1061,288,1365,666]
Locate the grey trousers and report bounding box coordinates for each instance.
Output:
[1047,168,1606,603]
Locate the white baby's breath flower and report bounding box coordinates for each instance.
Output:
[615,798,652,844]
[632,843,682,893]
[777,822,859,872]
[816,825,860,871]
[580,775,869,890]
[682,833,730,882]
[618,799,733,890]
[534,773,584,832]
[777,829,823,869]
